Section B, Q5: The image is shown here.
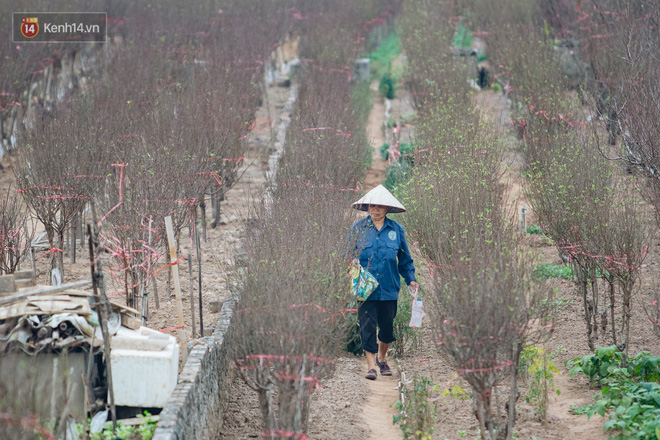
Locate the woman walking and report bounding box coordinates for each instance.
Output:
[350,185,418,380]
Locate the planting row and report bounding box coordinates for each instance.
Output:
[378,0,660,439]
[228,1,399,438]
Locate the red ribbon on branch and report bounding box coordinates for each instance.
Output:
[37,247,64,260]
[274,373,323,390]
[263,430,308,440]
[234,354,335,370]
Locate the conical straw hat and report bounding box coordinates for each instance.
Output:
[352,184,406,213]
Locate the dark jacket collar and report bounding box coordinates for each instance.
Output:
[365,215,392,230]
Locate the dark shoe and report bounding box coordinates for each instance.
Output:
[376,358,392,376]
[365,369,378,380]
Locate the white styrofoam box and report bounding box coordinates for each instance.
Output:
[110,326,179,408]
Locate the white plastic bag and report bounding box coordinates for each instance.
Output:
[90,410,108,434]
[407,284,424,328]
[409,298,424,328]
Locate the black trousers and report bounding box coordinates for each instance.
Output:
[358,300,398,354]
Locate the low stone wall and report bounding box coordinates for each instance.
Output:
[152,296,236,440]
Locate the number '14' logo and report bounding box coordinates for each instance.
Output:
[21,17,39,38]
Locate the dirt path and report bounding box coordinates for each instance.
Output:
[362,358,402,440]
[358,80,404,440]
[363,81,387,192]
[548,373,606,439]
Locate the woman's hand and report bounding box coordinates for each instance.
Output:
[409,281,419,295]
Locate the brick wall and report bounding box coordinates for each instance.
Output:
[152,297,236,440]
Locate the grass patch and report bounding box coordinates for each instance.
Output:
[526,224,544,235]
[453,21,473,50]
[367,32,402,81]
[533,263,574,281]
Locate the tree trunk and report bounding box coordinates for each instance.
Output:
[505,343,520,440]
[580,267,594,351]
[621,281,633,365]
[212,193,222,229]
[258,387,276,436]
[46,227,57,283]
[277,359,312,438]
[58,229,65,280]
[591,278,598,341]
[609,280,617,347]
[200,195,207,242]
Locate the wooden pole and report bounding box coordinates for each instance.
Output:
[164,216,186,343]
[152,271,160,310]
[147,216,159,309]
[196,229,203,337]
[187,254,196,339]
[87,224,117,433]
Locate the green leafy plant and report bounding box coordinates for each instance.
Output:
[384,161,413,192]
[532,263,574,281]
[380,142,416,163]
[379,72,396,99]
[519,346,561,420]
[395,375,439,440]
[84,411,157,440]
[380,143,391,160]
[567,345,627,383]
[441,376,469,400]
[525,224,544,235]
[568,347,660,438]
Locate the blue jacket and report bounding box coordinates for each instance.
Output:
[350,216,416,301]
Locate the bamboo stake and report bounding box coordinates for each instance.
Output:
[164,216,186,343]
